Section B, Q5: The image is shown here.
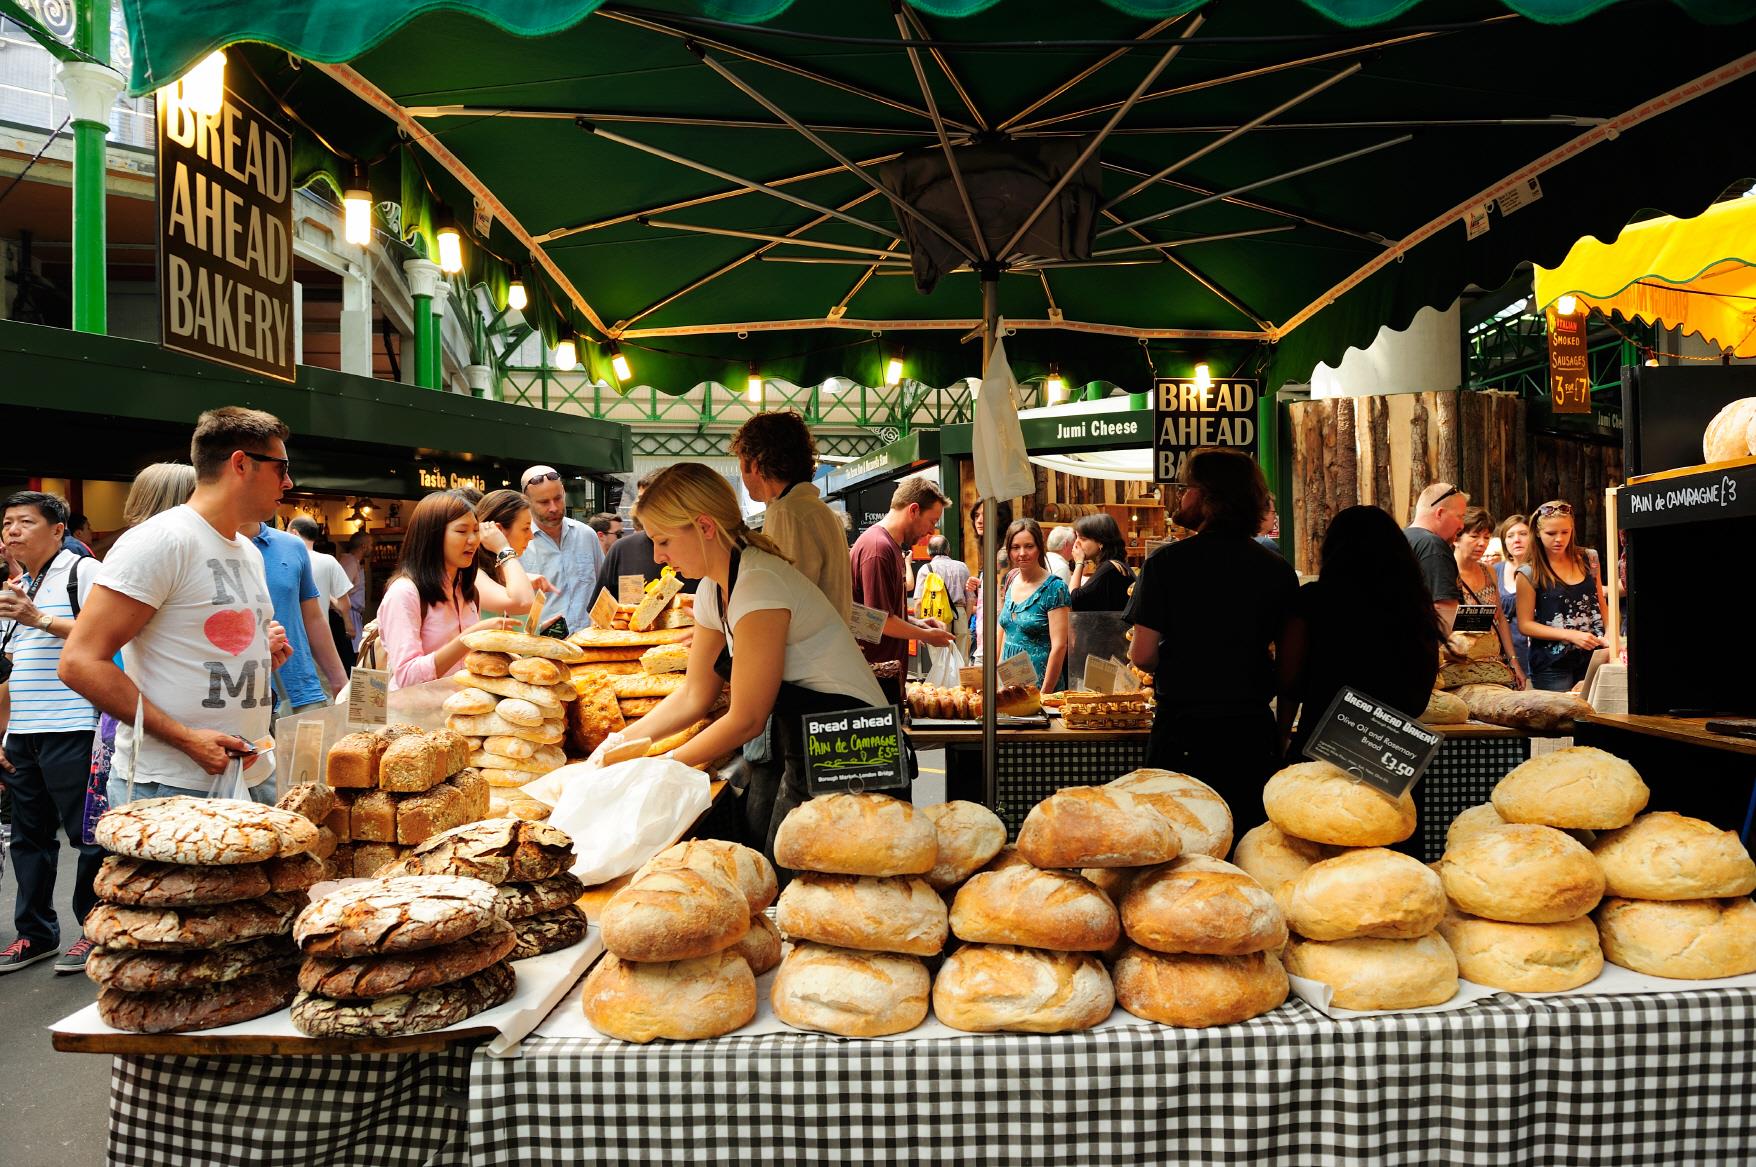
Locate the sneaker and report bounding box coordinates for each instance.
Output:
[0,937,57,974]
[53,937,96,975]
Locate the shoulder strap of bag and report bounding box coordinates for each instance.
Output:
[66,554,86,618]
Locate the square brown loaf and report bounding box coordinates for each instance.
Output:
[380,735,446,793]
[351,842,404,878]
[430,729,472,777]
[326,733,385,789]
[350,790,397,843]
[397,782,469,846]
[323,789,354,839]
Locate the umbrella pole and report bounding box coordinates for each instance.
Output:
[981,270,1000,810]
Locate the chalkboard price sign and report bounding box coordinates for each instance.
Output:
[1300,687,1442,803]
[803,705,908,795]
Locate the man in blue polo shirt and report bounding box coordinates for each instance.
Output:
[242,520,348,713]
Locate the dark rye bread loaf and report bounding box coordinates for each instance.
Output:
[294,876,500,959]
[95,797,318,865]
[94,853,326,908]
[493,875,587,921]
[85,935,299,993]
[375,819,573,885]
[508,906,589,959]
[290,961,516,1037]
[297,918,517,999]
[96,968,299,1033]
[85,894,304,952]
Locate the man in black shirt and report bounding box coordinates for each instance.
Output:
[1403,482,1468,632]
[1125,449,1297,841]
[602,471,697,595]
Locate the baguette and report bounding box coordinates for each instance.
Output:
[612,673,689,700]
[603,737,655,767]
[461,673,566,709]
[461,629,585,662]
[569,627,691,649]
[1455,684,1592,734]
[650,719,710,756]
[446,713,564,743]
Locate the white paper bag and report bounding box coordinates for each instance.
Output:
[974,326,1035,502]
[545,756,712,885]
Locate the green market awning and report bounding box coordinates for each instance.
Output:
[118,0,1756,392]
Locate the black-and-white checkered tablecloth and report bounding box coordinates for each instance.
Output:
[469,989,1756,1166]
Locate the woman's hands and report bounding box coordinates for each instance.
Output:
[478,521,512,555]
[1565,628,1606,651]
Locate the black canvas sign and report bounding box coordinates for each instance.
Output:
[1300,687,1442,803]
[1453,604,1497,634]
[803,705,908,795]
[158,89,295,381]
[1153,377,1259,483]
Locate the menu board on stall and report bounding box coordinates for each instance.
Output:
[1152,377,1259,483]
[802,705,908,794]
[1300,687,1442,802]
[157,87,295,381]
[1547,306,1592,414]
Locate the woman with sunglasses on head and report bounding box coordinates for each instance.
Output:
[1453,507,1527,689]
[1514,500,1607,692]
[376,492,533,688]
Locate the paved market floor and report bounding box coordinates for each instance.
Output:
[0,835,112,1166]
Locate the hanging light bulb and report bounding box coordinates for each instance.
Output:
[1556,294,1579,316]
[181,50,227,117]
[884,351,904,386]
[747,363,764,403]
[343,163,372,247]
[1193,362,1213,391]
[1046,363,1067,404]
[507,267,528,312]
[435,215,464,274]
[553,335,578,371]
[607,340,632,382]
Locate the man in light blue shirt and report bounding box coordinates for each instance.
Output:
[520,465,603,632]
[243,522,347,713]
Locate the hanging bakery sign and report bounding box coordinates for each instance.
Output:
[1547,305,1592,414]
[157,87,295,381]
[1152,377,1259,483]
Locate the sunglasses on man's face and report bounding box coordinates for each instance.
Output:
[243,451,292,478]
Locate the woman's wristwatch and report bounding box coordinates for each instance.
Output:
[494,548,517,565]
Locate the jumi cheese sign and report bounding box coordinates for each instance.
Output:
[157,91,294,381]
[1151,377,1259,483]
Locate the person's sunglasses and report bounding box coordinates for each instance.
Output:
[1534,501,1574,517]
[523,471,561,487]
[1430,484,1461,506]
[243,451,292,478]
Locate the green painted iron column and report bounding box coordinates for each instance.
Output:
[403,258,441,389]
[58,0,125,334]
[430,295,448,392]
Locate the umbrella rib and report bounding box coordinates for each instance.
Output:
[1098,159,1386,244]
[640,217,901,259]
[406,106,937,137]
[691,48,981,265]
[1097,208,1271,331]
[1101,64,1361,211]
[834,239,907,317]
[895,7,990,263]
[1099,134,1414,237]
[1091,225,1297,256]
[997,16,1184,133]
[576,120,903,242]
[997,15,1205,263]
[900,4,987,132]
[615,190,885,331]
[596,6,974,133]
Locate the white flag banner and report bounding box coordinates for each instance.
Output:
[973,326,1035,501]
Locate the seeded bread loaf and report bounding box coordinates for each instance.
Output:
[326,733,386,789]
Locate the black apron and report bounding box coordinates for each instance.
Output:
[711,549,872,869]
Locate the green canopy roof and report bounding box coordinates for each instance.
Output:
[120,0,1756,392]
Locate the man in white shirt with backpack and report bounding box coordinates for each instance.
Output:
[0,490,100,974]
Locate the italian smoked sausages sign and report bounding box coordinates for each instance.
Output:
[157,90,294,381]
[1152,377,1259,483]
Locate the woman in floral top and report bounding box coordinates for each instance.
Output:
[1513,500,1607,692]
[996,518,1071,692]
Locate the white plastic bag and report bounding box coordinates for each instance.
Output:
[925,641,966,690]
[973,326,1035,502]
[544,756,712,885]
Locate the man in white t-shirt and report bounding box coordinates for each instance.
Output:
[61,407,294,805]
[289,516,358,673]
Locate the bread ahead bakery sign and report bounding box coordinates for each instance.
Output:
[157,88,295,381]
[1152,377,1259,483]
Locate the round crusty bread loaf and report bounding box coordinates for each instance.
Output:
[1594,896,1756,979]
[601,867,749,962]
[981,845,1031,874]
[509,905,590,960]
[921,801,1007,889]
[1491,747,1649,830]
[949,865,1119,951]
[377,818,573,884]
[1437,910,1603,992]
[492,874,587,922]
[933,944,1114,1033]
[97,968,299,1034]
[1261,762,1416,847]
[93,852,325,908]
[774,873,947,956]
[581,949,756,1043]
[1447,802,1595,851]
[1422,690,1469,725]
[294,876,500,958]
[1081,866,1145,902]
[1703,396,1756,462]
[1283,933,1459,1010]
[1105,769,1234,860]
[1589,812,1756,901]
[95,797,318,865]
[1438,824,1605,924]
[298,918,517,998]
[633,839,779,914]
[1015,786,1181,869]
[85,894,303,952]
[1230,823,1341,910]
[731,911,783,976]
[86,935,298,993]
[1120,856,1287,955]
[1112,945,1289,1027]
[291,962,517,1037]
[770,943,930,1037]
[773,793,938,877]
[1285,848,1446,942]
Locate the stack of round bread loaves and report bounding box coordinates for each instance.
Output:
[769,793,943,1037]
[444,629,584,816]
[291,875,517,1036]
[936,785,1173,1033]
[377,819,587,959]
[1590,811,1756,979]
[582,838,776,1042]
[1249,761,1457,1010]
[86,797,327,1032]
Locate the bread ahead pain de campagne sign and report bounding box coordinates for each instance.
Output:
[157,89,295,381]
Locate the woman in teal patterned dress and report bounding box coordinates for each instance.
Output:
[996,518,1071,692]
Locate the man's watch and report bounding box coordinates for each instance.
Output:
[36,613,54,631]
